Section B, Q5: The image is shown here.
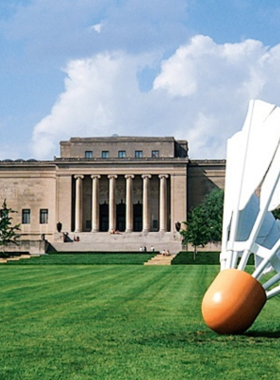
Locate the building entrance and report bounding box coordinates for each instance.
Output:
[100,202,108,232]
[133,202,142,232]
[117,201,126,232]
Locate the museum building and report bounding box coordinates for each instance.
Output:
[0,136,225,251]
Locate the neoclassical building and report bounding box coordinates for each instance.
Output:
[0,136,225,252]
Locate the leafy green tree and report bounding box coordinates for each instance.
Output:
[180,188,224,257]
[181,205,209,258]
[272,208,280,220]
[0,200,21,256]
[202,188,224,242]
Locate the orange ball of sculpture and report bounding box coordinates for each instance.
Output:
[201,268,266,334]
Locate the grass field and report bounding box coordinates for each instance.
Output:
[5,253,156,265]
[1,260,280,379]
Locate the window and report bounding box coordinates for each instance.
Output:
[101,151,109,158]
[40,209,48,224]
[151,150,159,158]
[85,151,93,158]
[135,150,143,158]
[118,150,126,158]
[22,209,31,224]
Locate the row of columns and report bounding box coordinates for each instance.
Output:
[74,174,169,233]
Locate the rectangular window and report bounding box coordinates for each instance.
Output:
[135,150,143,158]
[118,150,126,158]
[101,151,109,158]
[40,209,48,224]
[22,209,31,224]
[151,150,159,158]
[85,151,93,158]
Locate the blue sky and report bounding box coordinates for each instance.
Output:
[1,0,280,159]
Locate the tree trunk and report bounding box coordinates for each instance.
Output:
[193,246,197,260]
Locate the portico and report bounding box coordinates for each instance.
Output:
[73,172,171,233]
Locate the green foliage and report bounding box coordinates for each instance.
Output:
[180,188,224,252]
[0,199,21,254]
[181,205,209,251]
[272,208,280,220]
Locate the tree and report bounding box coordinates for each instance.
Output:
[273,208,280,220]
[202,188,224,242]
[180,188,224,257]
[0,199,21,256]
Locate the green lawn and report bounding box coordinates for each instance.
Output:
[1,264,280,379]
[5,253,156,265]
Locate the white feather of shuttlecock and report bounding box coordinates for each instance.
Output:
[220,99,280,299]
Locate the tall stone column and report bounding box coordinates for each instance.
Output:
[159,174,169,232]
[142,174,152,232]
[74,175,84,232]
[125,175,134,232]
[91,175,101,232]
[108,175,118,231]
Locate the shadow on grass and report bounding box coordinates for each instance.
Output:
[145,330,280,346]
[245,330,280,338]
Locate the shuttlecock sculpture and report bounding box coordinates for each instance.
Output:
[202,100,280,334]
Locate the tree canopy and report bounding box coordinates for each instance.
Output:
[180,188,224,254]
[0,199,21,255]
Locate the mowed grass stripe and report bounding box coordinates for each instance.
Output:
[1,265,280,379]
[0,264,113,293]
[1,266,149,316]
[1,266,201,321]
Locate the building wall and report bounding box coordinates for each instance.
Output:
[60,136,188,159]
[187,160,226,211]
[0,165,57,240]
[56,174,72,233]
[171,173,187,226]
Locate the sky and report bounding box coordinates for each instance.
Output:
[1,0,280,160]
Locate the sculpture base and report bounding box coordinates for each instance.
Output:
[201,269,266,334]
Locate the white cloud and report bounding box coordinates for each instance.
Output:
[32,35,280,159]
[90,23,103,33]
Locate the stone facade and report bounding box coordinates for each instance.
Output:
[0,136,225,251]
[187,159,226,210]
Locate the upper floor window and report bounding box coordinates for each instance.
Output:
[151,150,159,158]
[85,151,93,158]
[101,151,109,158]
[135,150,143,158]
[22,209,31,224]
[118,150,126,158]
[40,209,48,224]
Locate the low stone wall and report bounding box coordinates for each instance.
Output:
[5,240,48,255]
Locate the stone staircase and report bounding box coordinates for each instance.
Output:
[144,253,176,266]
[0,254,32,264]
[51,231,183,253]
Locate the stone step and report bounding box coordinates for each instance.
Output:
[144,253,176,266]
[0,254,32,264]
[50,232,182,253]
[54,231,182,243]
